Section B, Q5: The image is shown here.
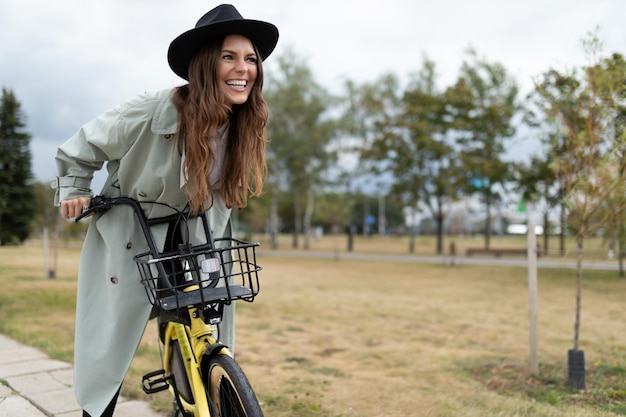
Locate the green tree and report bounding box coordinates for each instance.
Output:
[447,49,520,249]
[0,87,35,245]
[359,59,464,254]
[265,48,338,249]
[595,52,626,275]
[341,73,402,176]
[400,59,464,253]
[313,191,351,239]
[341,73,403,248]
[514,152,562,255]
[523,88,572,256]
[342,73,410,240]
[533,34,626,388]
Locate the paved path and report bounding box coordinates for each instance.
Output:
[259,249,622,270]
[0,334,162,417]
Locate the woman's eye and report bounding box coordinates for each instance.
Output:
[221,54,257,63]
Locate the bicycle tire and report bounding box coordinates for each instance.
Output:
[205,354,264,417]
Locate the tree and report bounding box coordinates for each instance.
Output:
[524,91,572,256]
[264,48,338,249]
[0,87,35,245]
[514,153,561,255]
[447,49,520,249]
[312,191,351,258]
[343,74,443,246]
[595,52,626,275]
[400,59,464,254]
[361,59,463,254]
[341,73,403,248]
[533,34,626,388]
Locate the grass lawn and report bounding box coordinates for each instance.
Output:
[0,236,624,416]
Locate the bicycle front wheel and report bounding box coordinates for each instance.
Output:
[205,354,264,417]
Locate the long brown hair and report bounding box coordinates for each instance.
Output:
[171,37,268,214]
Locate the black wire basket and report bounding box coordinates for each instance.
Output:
[134,237,261,321]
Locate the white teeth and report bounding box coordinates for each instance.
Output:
[227,80,246,86]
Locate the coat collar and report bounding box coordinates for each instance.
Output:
[151,89,178,135]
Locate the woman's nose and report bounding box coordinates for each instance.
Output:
[234,58,248,72]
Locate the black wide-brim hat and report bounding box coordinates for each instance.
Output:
[168,4,279,80]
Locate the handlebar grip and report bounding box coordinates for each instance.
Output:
[74,195,112,222]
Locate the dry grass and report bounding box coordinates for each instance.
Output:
[1,238,625,416]
[236,256,625,417]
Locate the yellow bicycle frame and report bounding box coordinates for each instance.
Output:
[162,305,232,417]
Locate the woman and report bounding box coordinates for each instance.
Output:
[52,5,278,417]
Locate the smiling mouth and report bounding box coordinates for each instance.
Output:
[226,80,247,89]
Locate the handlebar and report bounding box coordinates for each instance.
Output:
[73,195,199,264]
[75,195,136,222]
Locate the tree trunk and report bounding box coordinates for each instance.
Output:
[292,192,302,249]
[574,235,584,351]
[303,186,314,250]
[435,214,444,255]
[347,224,355,252]
[542,210,550,256]
[619,222,624,278]
[559,201,566,256]
[270,185,279,250]
[409,225,416,254]
[435,197,444,255]
[378,194,386,235]
[568,230,587,390]
[484,198,492,250]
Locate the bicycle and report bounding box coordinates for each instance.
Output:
[77,195,264,417]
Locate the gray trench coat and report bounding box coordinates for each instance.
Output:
[52,89,234,417]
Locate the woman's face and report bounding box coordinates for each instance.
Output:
[217,34,258,107]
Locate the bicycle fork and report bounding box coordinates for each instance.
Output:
[142,308,232,417]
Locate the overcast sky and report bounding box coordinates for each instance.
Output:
[1,0,624,185]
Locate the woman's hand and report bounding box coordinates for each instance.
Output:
[61,196,92,220]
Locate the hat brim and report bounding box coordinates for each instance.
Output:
[168,19,278,80]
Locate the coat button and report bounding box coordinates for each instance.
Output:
[126,242,133,249]
[138,192,147,197]
[164,134,172,139]
[110,277,119,284]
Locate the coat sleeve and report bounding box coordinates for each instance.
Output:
[51,97,147,205]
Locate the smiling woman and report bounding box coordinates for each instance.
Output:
[218,35,259,106]
[49,4,279,417]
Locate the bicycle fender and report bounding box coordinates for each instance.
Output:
[203,343,230,360]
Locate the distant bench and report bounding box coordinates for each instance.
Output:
[465,247,541,258]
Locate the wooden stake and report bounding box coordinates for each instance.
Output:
[528,222,539,375]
